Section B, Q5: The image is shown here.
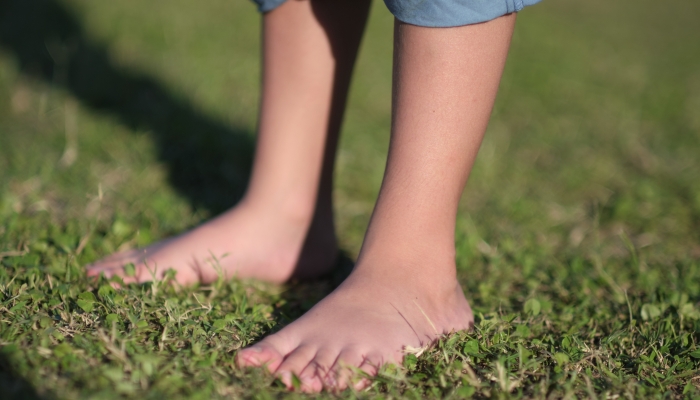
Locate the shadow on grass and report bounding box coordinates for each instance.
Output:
[0,352,48,400]
[268,251,355,329]
[0,0,254,215]
[0,1,358,390]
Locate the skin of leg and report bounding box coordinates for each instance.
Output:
[237,14,517,392]
[85,0,371,285]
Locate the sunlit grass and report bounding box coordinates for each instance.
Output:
[1,0,699,398]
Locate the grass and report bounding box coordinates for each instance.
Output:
[1,0,700,398]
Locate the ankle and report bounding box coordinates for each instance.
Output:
[351,250,459,293]
[238,192,317,225]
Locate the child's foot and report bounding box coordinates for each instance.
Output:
[86,200,337,285]
[236,251,473,392]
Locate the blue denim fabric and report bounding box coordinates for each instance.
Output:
[385,0,541,27]
[250,0,541,27]
[253,0,285,13]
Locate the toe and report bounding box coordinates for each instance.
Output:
[86,247,163,283]
[353,353,384,390]
[86,249,140,271]
[86,261,119,277]
[105,260,160,285]
[86,265,126,289]
[236,342,286,372]
[85,265,107,280]
[297,367,323,393]
[101,265,140,286]
[297,348,338,393]
[86,265,102,277]
[273,345,317,389]
[326,347,365,391]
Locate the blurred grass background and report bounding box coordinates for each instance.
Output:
[1,0,699,398]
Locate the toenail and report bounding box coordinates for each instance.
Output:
[247,346,263,353]
[278,371,293,386]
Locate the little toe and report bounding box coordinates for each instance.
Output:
[236,342,286,372]
[273,345,317,389]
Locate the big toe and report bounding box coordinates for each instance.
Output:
[236,342,285,372]
[86,250,140,275]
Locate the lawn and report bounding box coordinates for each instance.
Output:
[1,0,700,398]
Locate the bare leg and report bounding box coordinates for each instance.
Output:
[237,14,516,392]
[87,0,371,285]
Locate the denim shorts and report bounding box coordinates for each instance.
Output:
[251,0,541,28]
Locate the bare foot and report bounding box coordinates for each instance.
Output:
[86,200,337,285]
[236,254,473,392]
